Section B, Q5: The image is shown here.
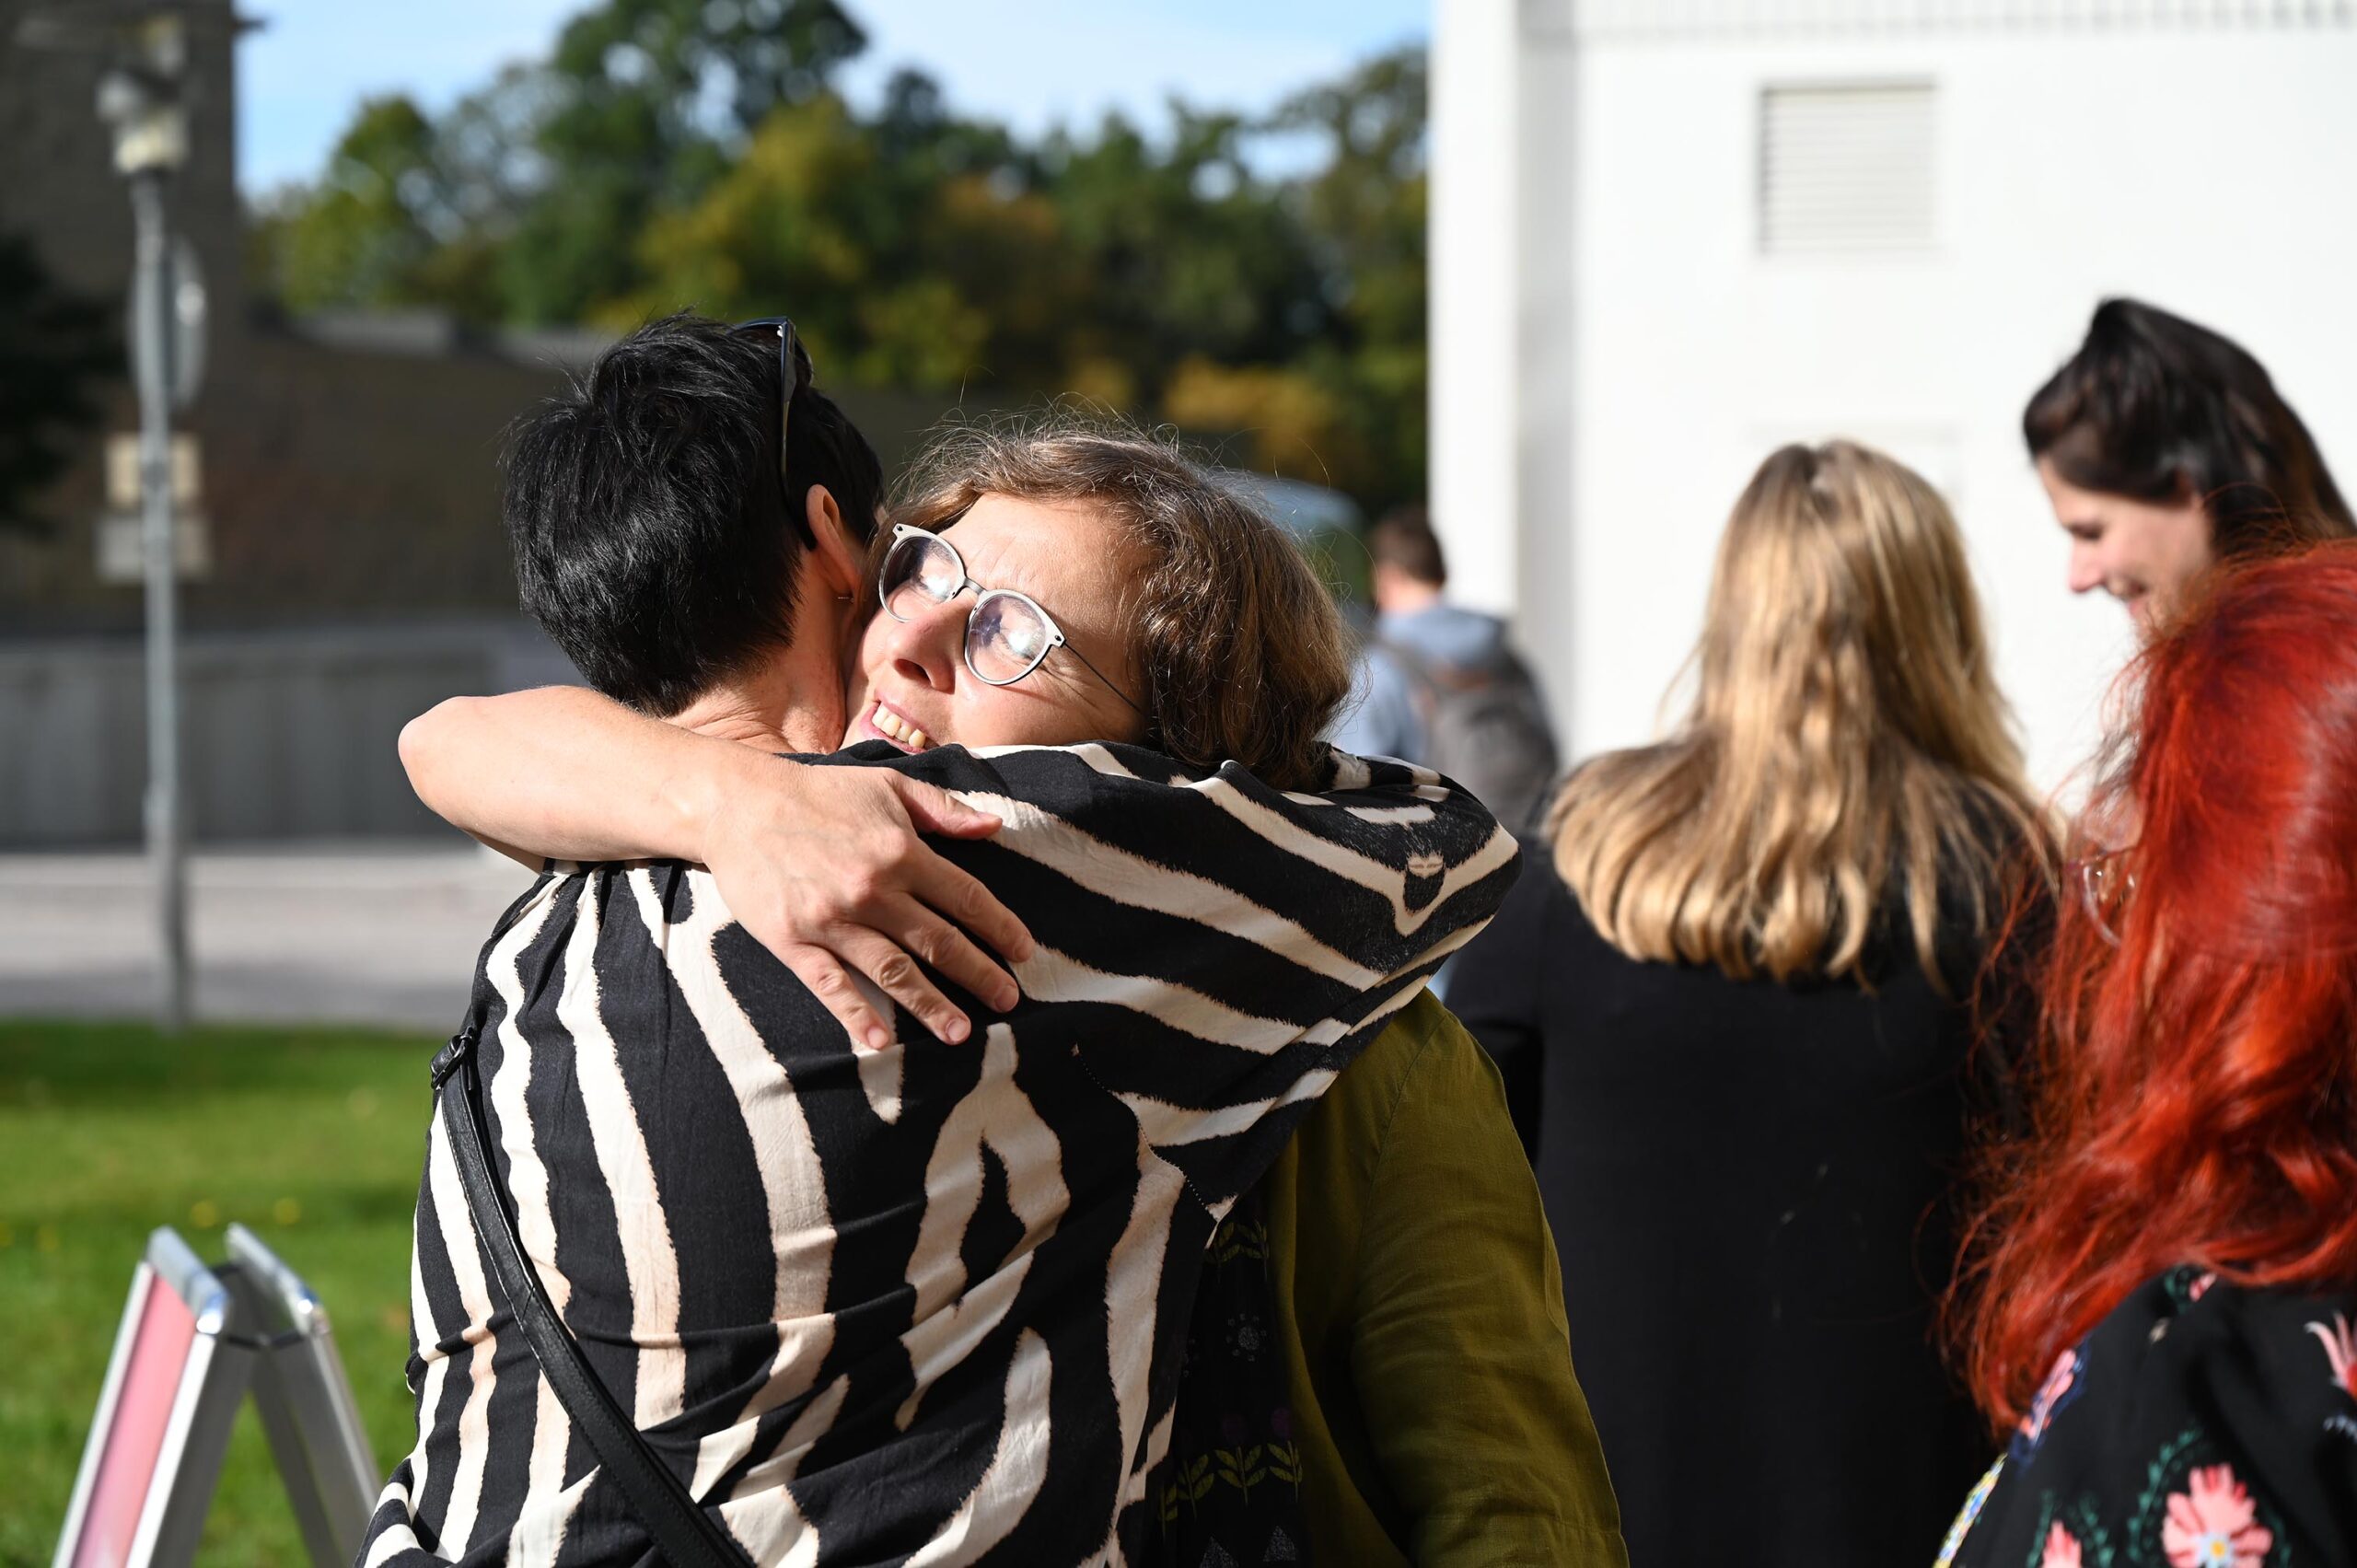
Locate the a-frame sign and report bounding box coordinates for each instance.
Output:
[54,1224,380,1568]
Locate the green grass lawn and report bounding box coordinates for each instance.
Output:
[0,1020,435,1568]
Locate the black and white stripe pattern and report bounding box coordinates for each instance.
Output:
[360,741,1515,1567]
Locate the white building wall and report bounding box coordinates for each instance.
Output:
[1446,8,2357,792]
[1429,0,1526,615]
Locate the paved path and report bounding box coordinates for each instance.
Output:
[0,845,540,1032]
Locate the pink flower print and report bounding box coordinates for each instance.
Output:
[2188,1272,2216,1303]
[2161,1465,2275,1568]
[2040,1521,2084,1568]
[2013,1349,2083,1458]
[2306,1312,2357,1402]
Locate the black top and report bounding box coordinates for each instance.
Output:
[1449,854,2008,1568]
[1940,1268,2357,1568]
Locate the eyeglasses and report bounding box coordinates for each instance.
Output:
[733,316,813,544]
[2070,845,2138,947]
[877,524,1148,715]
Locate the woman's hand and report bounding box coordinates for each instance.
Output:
[699,759,1034,1051]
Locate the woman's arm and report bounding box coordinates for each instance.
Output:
[399,686,1033,1050]
[1350,1006,1628,1566]
[400,685,749,866]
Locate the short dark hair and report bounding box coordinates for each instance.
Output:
[2025,298,2353,557]
[505,312,884,714]
[1368,504,1446,587]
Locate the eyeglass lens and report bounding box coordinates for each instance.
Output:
[967,592,1052,683]
[882,535,1057,685]
[882,535,963,617]
[2078,854,2132,947]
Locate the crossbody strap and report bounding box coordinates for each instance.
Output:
[430,1025,749,1568]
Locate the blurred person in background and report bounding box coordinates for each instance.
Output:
[1330,505,1561,835]
[1449,441,2052,1568]
[1939,544,2357,1568]
[393,322,1622,1565]
[2029,297,2351,636]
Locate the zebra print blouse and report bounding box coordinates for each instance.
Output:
[358,739,1515,1568]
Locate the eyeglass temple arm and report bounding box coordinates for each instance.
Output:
[1062,641,1151,720]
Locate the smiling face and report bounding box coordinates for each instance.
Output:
[844,493,1151,755]
[2038,457,2214,636]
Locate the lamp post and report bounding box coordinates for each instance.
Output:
[96,12,194,1035]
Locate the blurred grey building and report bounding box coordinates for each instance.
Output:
[0,0,962,845]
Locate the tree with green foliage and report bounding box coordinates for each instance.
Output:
[249,4,1432,511]
[250,95,446,314]
[1283,46,1430,503]
[1155,49,1428,505]
[505,0,869,323]
[621,83,1086,392]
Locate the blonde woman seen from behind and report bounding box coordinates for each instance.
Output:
[1452,441,2051,1568]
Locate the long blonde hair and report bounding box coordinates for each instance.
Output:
[1551,441,2049,985]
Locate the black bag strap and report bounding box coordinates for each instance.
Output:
[430,1024,749,1568]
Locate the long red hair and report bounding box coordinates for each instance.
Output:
[1956,541,2357,1429]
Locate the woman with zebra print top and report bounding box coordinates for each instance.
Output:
[369,403,1543,1567]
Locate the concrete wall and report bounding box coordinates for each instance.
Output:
[0,621,576,846]
[1434,4,2357,792]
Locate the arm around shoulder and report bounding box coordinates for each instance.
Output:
[399,686,749,865]
[399,686,1030,1048]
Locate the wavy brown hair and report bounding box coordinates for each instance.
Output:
[889,418,1352,792]
[1550,441,2050,985]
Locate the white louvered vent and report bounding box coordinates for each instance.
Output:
[1759,83,1936,256]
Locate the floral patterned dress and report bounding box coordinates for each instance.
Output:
[1937,1270,2357,1568]
[1147,1185,1310,1568]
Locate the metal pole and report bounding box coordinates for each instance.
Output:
[129,167,189,1034]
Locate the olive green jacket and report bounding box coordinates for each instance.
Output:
[1261,992,1629,1567]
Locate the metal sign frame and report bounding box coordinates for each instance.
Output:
[53,1229,250,1568]
[218,1224,381,1566]
[52,1228,381,1568]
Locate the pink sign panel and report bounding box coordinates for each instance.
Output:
[70,1275,199,1568]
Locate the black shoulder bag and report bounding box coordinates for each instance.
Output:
[429,1023,750,1568]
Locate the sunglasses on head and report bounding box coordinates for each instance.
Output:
[733,316,815,545]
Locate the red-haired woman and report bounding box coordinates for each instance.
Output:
[1940,544,2357,1568]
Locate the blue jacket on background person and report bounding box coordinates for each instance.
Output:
[1332,598,1523,762]
[1329,506,1562,838]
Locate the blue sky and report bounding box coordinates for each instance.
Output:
[237,0,1431,195]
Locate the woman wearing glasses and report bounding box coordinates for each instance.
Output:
[1937,543,2357,1568]
[399,407,1625,1566]
[1447,441,2052,1568]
